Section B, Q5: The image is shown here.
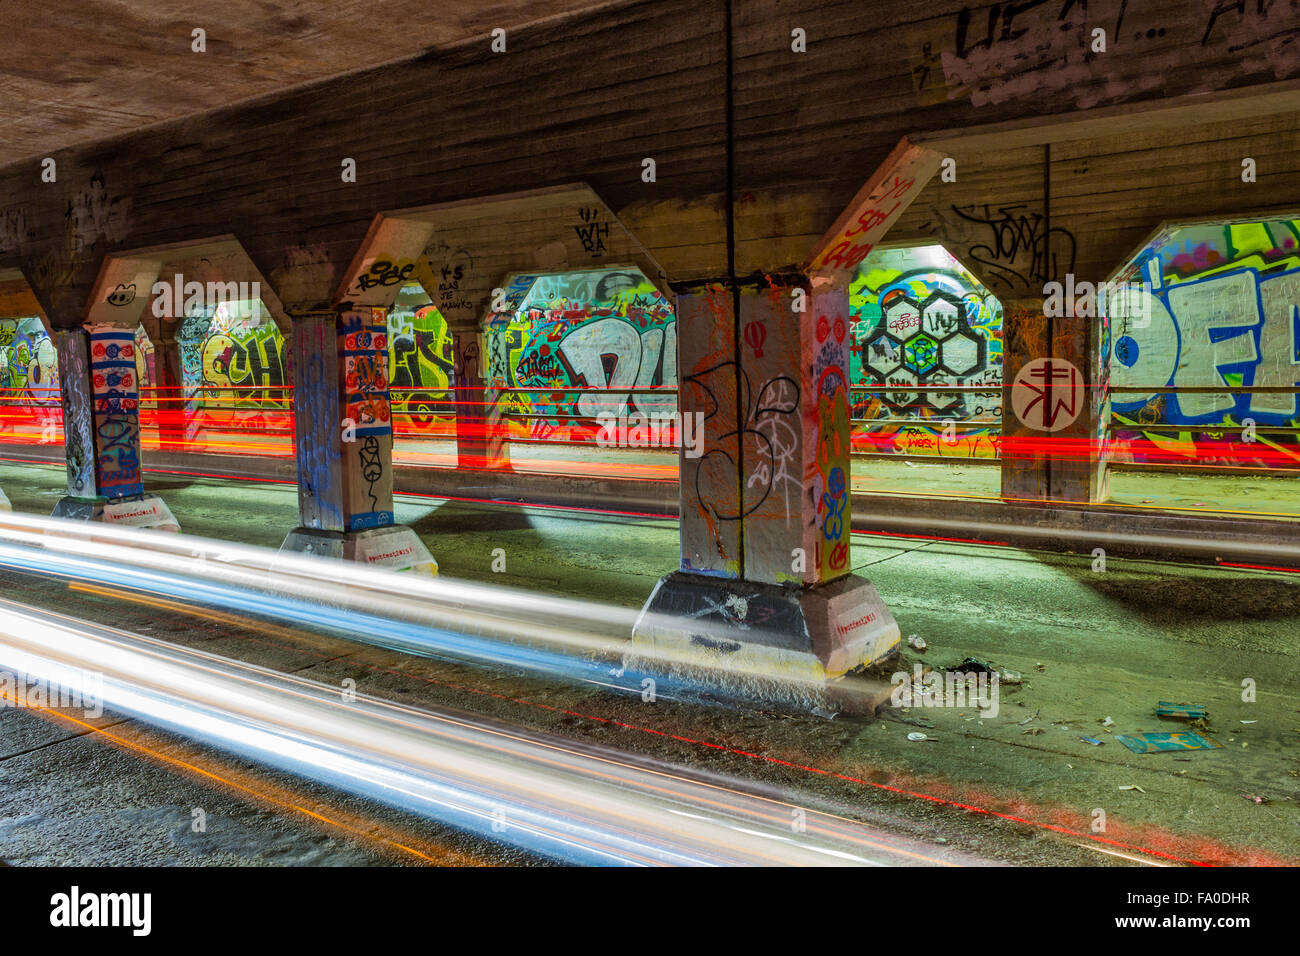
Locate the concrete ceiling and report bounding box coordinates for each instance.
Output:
[0,0,609,167]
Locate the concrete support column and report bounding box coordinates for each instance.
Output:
[453,328,510,470]
[1000,299,1110,504]
[632,277,900,709]
[280,308,437,574]
[51,326,179,531]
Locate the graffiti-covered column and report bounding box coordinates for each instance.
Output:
[279,308,437,574]
[1000,298,1110,504]
[51,326,179,531]
[631,277,900,709]
[454,328,510,470]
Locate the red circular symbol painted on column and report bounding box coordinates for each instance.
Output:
[1011,357,1084,432]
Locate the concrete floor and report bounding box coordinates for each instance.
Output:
[0,461,1298,865]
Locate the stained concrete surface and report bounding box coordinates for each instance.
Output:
[0,461,1297,866]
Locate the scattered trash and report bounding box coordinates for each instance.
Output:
[1240,720,1258,724]
[1017,708,1040,726]
[1117,732,1222,754]
[1155,701,1209,720]
[1119,785,1146,793]
[907,635,927,652]
[1035,662,1046,672]
[1240,793,1270,805]
[1022,728,1044,735]
[998,669,1022,685]
[955,657,995,674]
[1079,736,1104,746]
[1100,716,1115,728]
[906,732,932,742]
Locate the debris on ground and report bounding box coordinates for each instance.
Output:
[1155,701,1209,720]
[1035,662,1046,672]
[1079,736,1104,746]
[1117,731,1222,754]
[947,657,1021,685]
[906,732,933,742]
[1100,715,1115,728]
[1017,708,1040,726]
[907,635,927,652]
[1119,785,1146,793]
[1241,793,1270,805]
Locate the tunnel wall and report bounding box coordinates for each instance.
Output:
[486,267,678,443]
[1111,217,1300,467]
[850,249,1005,459]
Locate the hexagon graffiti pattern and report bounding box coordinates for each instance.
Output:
[861,291,987,414]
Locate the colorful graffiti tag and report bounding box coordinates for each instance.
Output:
[89,326,143,498]
[812,297,852,580]
[341,308,394,530]
[485,267,677,441]
[1110,218,1300,468]
[849,245,1003,457]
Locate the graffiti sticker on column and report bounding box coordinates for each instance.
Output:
[1011,357,1083,432]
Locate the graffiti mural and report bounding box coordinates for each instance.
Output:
[1110,218,1300,468]
[0,316,59,404]
[850,244,1003,458]
[177,290,454,438]
[388,283,455,431]
[485,266,677,442]
[0,317,59,445]
[177,302,288,435]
